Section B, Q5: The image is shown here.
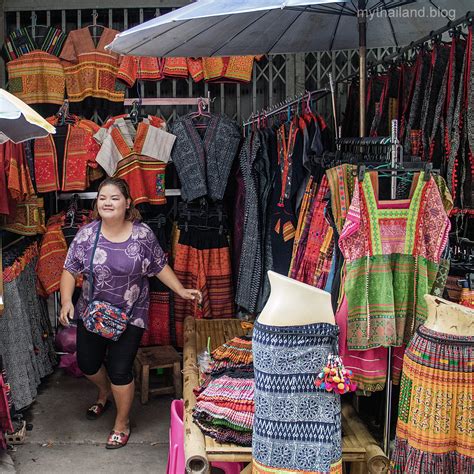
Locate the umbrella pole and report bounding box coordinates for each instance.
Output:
[358,3,367,137]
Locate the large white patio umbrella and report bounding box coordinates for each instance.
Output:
[0,89,56,144]
[107,0,471,56]
[107,0,473,134]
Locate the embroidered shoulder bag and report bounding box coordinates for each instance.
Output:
[82,222,132,341]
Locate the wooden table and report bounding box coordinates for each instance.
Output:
[183,317,389,473]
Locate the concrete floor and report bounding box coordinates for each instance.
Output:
[9,370,172,474]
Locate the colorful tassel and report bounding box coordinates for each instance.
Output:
[315,354,357,395]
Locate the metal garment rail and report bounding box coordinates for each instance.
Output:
[123,97,210,107]
[242,87,329,127]
[243,74,339,141]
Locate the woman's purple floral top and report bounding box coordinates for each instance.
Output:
[64,219,167,329]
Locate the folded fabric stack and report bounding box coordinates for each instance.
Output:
[194,336,254,446]
[206,336,253,376]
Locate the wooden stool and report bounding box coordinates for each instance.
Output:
[134,345,182,404]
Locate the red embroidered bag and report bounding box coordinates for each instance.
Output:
[82,222,132,341]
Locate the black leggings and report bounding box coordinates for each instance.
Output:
[76,320,144,386]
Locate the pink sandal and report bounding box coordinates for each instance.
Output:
[105,428,131,449]
[86,400,111,420]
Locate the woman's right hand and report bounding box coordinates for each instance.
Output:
[59,301,75,327]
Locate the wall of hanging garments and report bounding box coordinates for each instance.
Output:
[0,238,57,411]
[1,22,264,121]
[341,24,473,212]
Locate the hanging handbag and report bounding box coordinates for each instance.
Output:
[82,222,132,341]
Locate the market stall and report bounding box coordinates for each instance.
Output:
[0,1,473,472]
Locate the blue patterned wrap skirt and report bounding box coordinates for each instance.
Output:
[252,321,342,473]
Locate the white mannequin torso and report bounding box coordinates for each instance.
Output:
[257,271,335,326]
[424,294,474,336]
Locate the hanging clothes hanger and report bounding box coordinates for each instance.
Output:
[125,79,151,127]
[189,97,211,129]
[26,13,55,42]
[358,162,435,183]
[189,97,211,119]
[64,194,80,228]
[126,100,144,127]
[55,100,75,126]
[87,12,107,45]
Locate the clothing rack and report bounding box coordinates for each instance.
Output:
[340,120,401,456]
[338,11,474,85]
[336,136,393,146]
[243,88,329,127]
[57,92,207,203]
[344,120,441,455]
[123,92,211,108]
[243,74,338,140]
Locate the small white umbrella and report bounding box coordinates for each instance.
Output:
[0,89,56,144]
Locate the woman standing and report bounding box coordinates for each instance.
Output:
[59,177,201,449]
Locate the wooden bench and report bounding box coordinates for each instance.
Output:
[183,317,389,473]
[134,345,182,404]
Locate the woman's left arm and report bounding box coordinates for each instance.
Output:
[155,264,202,303]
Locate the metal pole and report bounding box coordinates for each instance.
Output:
[383,118,399,456]
[328,73,339,141]
[358,1,367,137]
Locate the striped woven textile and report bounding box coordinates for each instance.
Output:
[197,374,254,403]
[194,376,255,430]
[289,175,334,289]
[207,360,254,376]
[391,325,474,473]
[140,290,170,346]
[211,336,253,365]
[3,26,66,61]
[174,230,234,347]
[193,372,255,445]
[194,419,253,446]
[197,395,254,410]
[194,369,254,396]
[193,402,254,431]
[194,412,252,433]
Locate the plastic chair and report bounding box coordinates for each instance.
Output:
[167,399,185,474]
[167,399,244,474]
